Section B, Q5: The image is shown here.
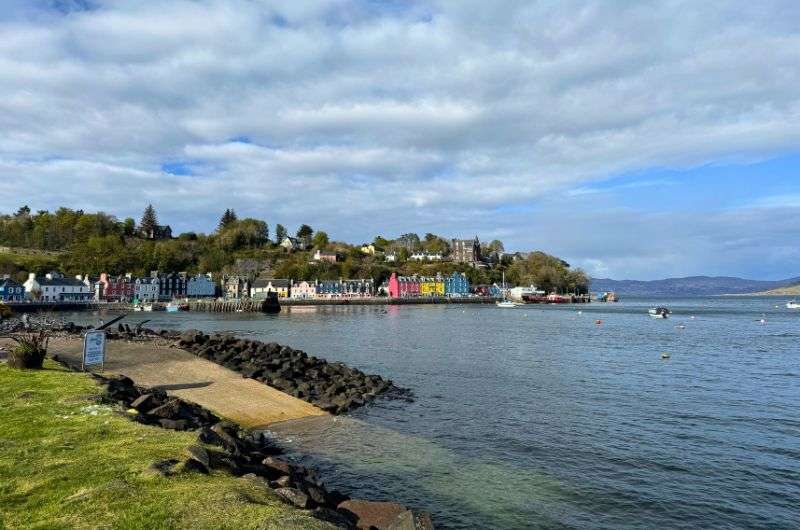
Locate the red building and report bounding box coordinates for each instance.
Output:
[99,273,135,302]
[388,273,421,298]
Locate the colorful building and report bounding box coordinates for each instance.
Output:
[153,272,187,301]
[0,277,24,302]
[419,276,444,297]
[98,273,136,302]
[290,280,318,299]
[222,275,250,299]
[24,272,92,302]
[134,277,159,302]
[444,272,470,296]
[187,274,216,298]
[317,280,343,297]
[388,273,421,298]
[341,279,374,297]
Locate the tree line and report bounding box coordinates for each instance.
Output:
[0,205,588,293]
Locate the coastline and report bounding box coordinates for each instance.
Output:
[1,317,433,529]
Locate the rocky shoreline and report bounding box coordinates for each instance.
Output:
[2,316,433,529]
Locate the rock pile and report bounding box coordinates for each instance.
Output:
[96,374,432,529]
[176,330,412,414]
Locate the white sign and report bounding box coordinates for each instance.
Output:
[83,330,106,370]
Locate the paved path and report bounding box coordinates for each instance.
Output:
[46,337,327,428]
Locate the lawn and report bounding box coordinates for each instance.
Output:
[0,360,334,530]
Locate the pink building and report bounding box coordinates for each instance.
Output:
[388,273,420,298]
[98,273,135,302]
[290,280,318,299]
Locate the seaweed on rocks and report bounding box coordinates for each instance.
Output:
[175,329,413,414]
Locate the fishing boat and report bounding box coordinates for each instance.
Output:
[786,300,800,309]
[166,301,181,313]
[496,271,518,308]
[649,307,671,319]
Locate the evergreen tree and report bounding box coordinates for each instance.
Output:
[218,209,238,231]
[139,204,158,235]
[296,224,313,246]
[275,224,287,242]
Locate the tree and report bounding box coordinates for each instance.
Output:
[218,209,238,231]
[397,233,421,251]
[140,204,158,235]
[296,224,313,246]
[123,218,136,237]
[312,231,329,249]
[275,224,287,242]
[15,205,31,218]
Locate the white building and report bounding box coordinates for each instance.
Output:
[24,272,92,302]
[290,280,317,299]
[508,285,545,302]
[410,252,443,261]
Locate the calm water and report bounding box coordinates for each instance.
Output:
[75,297,799,529]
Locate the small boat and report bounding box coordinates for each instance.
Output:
[143,304,154,312]
[786,300,800,309]
[496,271,517,308]
[133,304,143,312]
[649,307,671,319]
[166,302,181,313]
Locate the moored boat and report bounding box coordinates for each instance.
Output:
[786,300,800,309]
[649,307,671,319]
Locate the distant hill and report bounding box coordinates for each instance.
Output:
[748,284,800,296]
[590,276,800,296]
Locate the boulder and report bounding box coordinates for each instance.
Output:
[337,500,410,530]
[261,456,294,477]
[186,444,211,469]
[387,510,435,530]
[146,399,181,419]
[312,507,357,528]
[130,393,159,412]
[274,487,311,509]
[158,418,188,431]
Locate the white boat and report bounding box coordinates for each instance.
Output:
[166,302,180,313]
[133,304,143,312]
[143,304,154,312]
[496,271,518,308]
[786,300,800,309]
[649,307,670,319]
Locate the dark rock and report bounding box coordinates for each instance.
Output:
[312,507,357,528]
[158,418,188,431]
[146,399,181,419]
[130,393,159,411]
[337,500,409,530]
[186,444,211,469]
[261,456,294,477]
[274,487,311,509]
[306,485,329,507]
[180,457,209,474]
[271,475,293,488]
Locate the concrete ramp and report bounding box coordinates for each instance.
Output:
[49,337,327,428]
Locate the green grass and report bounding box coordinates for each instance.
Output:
[0,361,334,530]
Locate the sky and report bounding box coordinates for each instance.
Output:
[1,0,799,280]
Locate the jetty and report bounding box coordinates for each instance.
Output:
[47,336,326,428]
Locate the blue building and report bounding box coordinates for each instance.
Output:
[0,277,25,302]
[187,274,216,298]
[444,272,470,296]
[317,280,342,296]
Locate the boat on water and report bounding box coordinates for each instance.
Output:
[496,271,518,308]
[166,302,182,313]
[786,300,800,309]
[142,304,154,312]
[649,307,671,319]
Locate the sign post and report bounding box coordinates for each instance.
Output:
[82,330,106,371]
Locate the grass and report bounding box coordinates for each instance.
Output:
[0,360,335,530]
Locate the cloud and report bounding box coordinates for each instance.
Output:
[0,0,799,278]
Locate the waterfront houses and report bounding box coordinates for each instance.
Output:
[444,272,470,296]
[134,277,159,302]
[388,273,420,298]
[419,276,445,296]
[290,280,318,299]
[341,279,375,297]
[251,278,290,299]
[222,275,250,299]
[153,271,187,301]
[0,277,24,302]
[317,279,342,297]
[98,273,135,302]
[187,273,216,298]
[24,272,93,302]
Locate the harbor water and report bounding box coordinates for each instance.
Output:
[76,297,799,529]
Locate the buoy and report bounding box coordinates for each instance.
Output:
[759,318,766,324]
[661,352,670,359]
[577,310,583,315]
[690,316,695,319]
[595,319,603,325]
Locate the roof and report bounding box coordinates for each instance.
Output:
[38,278,87,287]
[0,278,22,288]
[253,278,290,288]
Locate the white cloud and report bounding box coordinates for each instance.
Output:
[0,0,799,277]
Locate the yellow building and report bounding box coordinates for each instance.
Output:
[360,244,376,255]
[419,276,445,297]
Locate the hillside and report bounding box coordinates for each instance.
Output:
[747,284,800,296]
[590,276,800,296]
